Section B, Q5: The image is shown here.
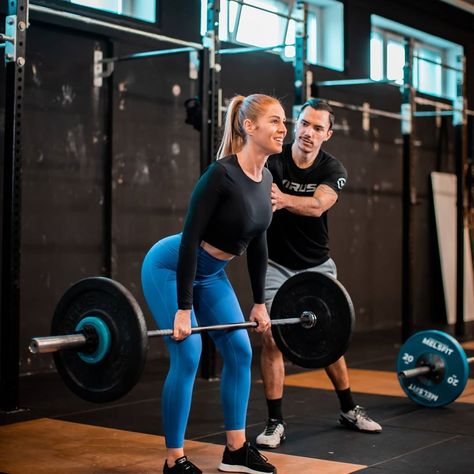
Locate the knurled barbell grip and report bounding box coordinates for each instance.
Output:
[148,321,258,337]
[147,317,304,337]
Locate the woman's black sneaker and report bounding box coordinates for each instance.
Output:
[163,456,202,473]
[218,442,277,473]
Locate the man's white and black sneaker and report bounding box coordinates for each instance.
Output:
[255,419,286,448]
[218,442,276,473]
[163,456,202,473]
[339,405,382,433]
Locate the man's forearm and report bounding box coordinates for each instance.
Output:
[282,194,325,217]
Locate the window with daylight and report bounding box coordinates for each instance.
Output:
[370,15,464,100]
[201,0,344,71]
[66,0,157,23]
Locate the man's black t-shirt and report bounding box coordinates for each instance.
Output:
[267,143,347,270]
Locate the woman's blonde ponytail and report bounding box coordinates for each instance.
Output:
[217,95,245,159]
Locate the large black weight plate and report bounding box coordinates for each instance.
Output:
[52,277,148,403]
[397,330,469,407]
[271,272,355,368]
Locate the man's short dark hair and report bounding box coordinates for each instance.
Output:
[299,98,335,130]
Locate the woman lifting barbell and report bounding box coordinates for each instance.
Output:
[141,94,287,474]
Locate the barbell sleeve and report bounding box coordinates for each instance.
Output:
[30,315,315,354]
[398,365,433,379]
[29,334,88,354]
[399,356,474,379]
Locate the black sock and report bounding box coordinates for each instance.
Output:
[336,388,356,413]
[266,398,283,421]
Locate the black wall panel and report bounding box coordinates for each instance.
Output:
[19,25,111,373]
[110,49,201,358]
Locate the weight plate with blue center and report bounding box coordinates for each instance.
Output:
[397,329,469,407]
[51,277,148,403]
[270,271,355,368]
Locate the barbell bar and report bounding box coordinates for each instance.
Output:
[28,272,355,403]
[399,356,474,379]
[29,312,317,354]
[397,330,473,407]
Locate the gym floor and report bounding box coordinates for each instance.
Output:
[1,328,473,474]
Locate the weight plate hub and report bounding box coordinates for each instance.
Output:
[75,316,111,364]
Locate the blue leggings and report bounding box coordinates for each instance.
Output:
[141,234,252,448]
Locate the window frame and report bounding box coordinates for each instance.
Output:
[370,17,463,100]
[209,0,344,71]
[217,0,294,46]
[31,0,161,31]
[232,0,291,48]
[375,28,404,83]
[413,40,444,98]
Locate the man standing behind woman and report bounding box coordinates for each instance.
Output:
[141,94,287,474]
[256,99,382,451]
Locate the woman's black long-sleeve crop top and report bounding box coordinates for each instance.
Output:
[177,154,273,310]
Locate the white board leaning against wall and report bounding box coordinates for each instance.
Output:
[431,172,474,324]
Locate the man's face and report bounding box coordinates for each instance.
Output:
[294,106,333,154]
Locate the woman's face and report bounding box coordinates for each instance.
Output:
[247,103,287,155]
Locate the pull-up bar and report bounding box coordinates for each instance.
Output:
[101,42,294,66]
[314,76,474,122]
[29,4,204,50]
[415,96,474,117]
[325,99,403,121]
[219,44,293,55]
[231,0,304,23]
[102,47,198,64]
[412,55,464,73]
[316,78,399,87]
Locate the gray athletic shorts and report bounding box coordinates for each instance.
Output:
[264,258,338,313]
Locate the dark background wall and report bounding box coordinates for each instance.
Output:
[0,0,472,375]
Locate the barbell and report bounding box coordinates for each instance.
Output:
[29,271,355,403]
[397,329,474,407]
